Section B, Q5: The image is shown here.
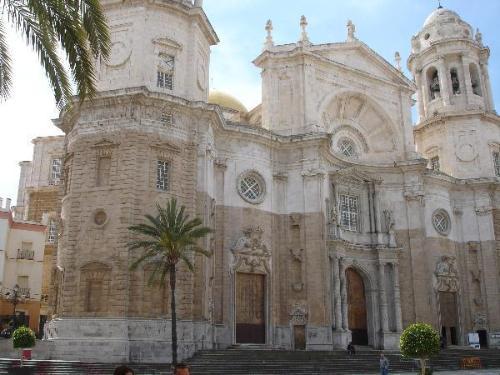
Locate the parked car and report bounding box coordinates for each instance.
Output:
[0,327,14,338]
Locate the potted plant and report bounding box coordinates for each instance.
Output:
[12,326,36,366]
[400,323,440,375]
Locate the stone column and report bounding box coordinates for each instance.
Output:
[480,61,495,112]
[339,258,348,330]
[461,55,473,106]
[378,262,389,332]
[373,182,383,244]
[414,70,426,121]
[332,256,342,330]
[392,262,403,332]
[437,57,451,106]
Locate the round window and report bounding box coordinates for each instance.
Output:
[94,210,108,226]
[432,209,451,236]
[237,171,266,204]
[338,138,357,158]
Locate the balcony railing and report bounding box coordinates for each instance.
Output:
[17,249,34,260]
[18,288,30,298]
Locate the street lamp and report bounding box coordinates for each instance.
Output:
[3,284,27,327]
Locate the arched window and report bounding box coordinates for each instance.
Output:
[469,63,482,96]
[427,67,440,100]
[450,68,460,95]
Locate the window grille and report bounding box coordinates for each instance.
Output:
[430,156,440,171]
[50,158,62,185]
[493,152,500,177]
[340,194,359,232]
[156,160,170,191]
[47,220,57,244]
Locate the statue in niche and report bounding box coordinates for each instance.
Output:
[451,69,461,95]
[326,198,338,239]
[290,248,304,292]
[430,71,441,100]
[383,209,397,248]
[434,256,459,292]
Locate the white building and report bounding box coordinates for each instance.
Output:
[15,1,500,363]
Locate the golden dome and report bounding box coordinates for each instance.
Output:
[208,90,248,113]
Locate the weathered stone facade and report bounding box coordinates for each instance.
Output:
[18,1,500,363]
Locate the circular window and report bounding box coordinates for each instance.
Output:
[432,209,451,236]
[424,33,431,40]
[237,171,266,204]
[94,210,108,226]
[338,138,357,158]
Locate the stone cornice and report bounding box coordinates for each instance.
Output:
[414,111,500,134]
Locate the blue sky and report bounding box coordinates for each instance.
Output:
[0,0,499,203]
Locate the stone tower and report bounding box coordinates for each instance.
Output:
[409,7,498,178]
[48,0,219,363]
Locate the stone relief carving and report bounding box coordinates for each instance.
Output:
[231,226,271,274]
[289,213,301,228]
[290,248,305,292]
[473,312,487,329]
[383,209,397,248]
[433,256,459,292]
[326,198,338,239]
[289,303,308,325]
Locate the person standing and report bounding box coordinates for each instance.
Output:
[379,353,389,375]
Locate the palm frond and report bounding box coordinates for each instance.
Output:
[75,0,110,59]
[0,19,12,100]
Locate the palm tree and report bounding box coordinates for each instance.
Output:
[0,0,110,107]
[128,198,212,369]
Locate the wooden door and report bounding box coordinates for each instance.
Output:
[293,325,306,350]
[346,268,368,345]
[236,273,266,344]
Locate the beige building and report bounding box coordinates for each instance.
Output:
[16,1,500,363]
[16,136,65,321]
[0,198,46,334]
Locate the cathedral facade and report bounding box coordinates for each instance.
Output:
[27,0,500,362]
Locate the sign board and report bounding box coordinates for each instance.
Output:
[489,332,500,349]
[467,333,480,349]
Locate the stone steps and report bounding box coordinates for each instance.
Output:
[0,348,498,374]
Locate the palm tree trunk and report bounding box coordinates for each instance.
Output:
[169,266,178,369]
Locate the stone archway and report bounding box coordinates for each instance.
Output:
[346,268,368,345]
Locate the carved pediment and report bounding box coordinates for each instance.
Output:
[332,167,379,184]
[150,141,181,156]
[289,303,308,325]
[231,226,271,274]
[152,37,183,51]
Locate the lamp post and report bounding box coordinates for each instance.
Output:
[3,284,27,328]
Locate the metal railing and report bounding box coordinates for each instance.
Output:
[17,249,34,260]
[17,288,30,298]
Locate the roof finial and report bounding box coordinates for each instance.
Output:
[300,15,310,44]
[264,20,274,50]
[394,52,402,71]
[346,20,357,42]
[437,0,443,9]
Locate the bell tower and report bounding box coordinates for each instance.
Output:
[95,0,218,101]
[410,7,499,179]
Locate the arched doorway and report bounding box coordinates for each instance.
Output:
[346,268,368,345]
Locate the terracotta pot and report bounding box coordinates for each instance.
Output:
[175,364,190,375]
[21,349,32,360]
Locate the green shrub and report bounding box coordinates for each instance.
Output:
[12,326,36,349]
[400,323,439,375]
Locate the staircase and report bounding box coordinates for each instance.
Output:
[0,347,498,374]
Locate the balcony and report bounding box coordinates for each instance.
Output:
[17,249,34,260]
[18,288,30,298]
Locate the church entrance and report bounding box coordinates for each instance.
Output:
[347,268,368,345]
[235,273,266,344]
[439,292,458,346]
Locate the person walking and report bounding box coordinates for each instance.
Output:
[379,353,389,375]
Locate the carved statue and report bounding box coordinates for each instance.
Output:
[475,28,483,46]
[347,20,356,41]
[430,72,441,100]
[231,226,271,274]
[434,256,459,292]
[383,209,396,247]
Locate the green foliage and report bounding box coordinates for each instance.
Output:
[128,198,212,366]
[128,198,213,284]
[12,326,36,349]
[0,0,110,107]
[400,323,440,359]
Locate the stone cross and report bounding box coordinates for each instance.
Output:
[264,20,274,50]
